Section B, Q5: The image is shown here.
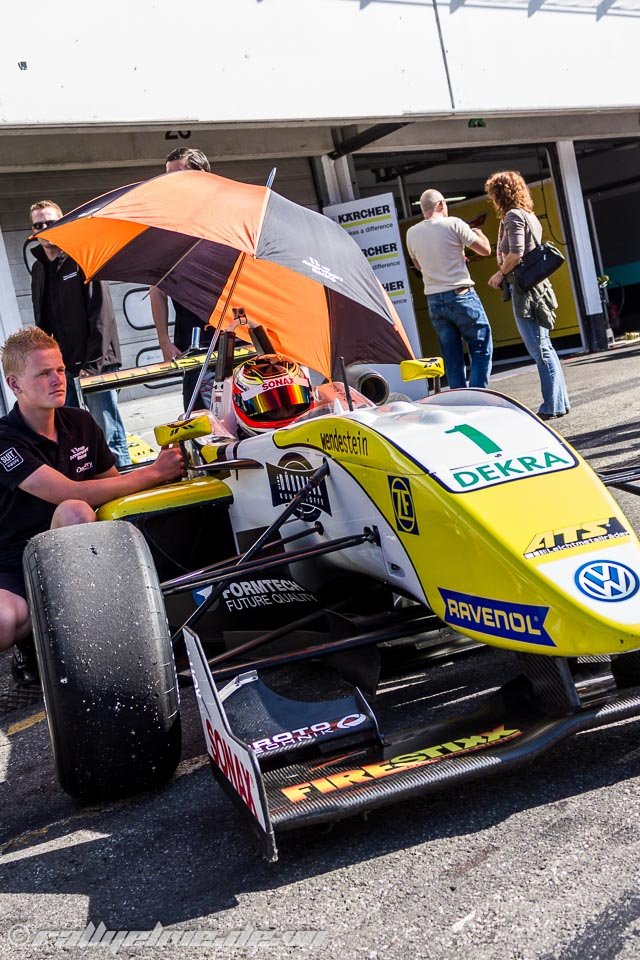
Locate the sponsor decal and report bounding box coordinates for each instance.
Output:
[319,427,369,458]
[264,376,293,390]
[574,559,640,603]
[524,517,629,558]
[69,445,89,461]
[449,451,572,491]
[301,257,343,284]
[205,717,259,819]
[280,724,521,803]
[222,579,315,612]
[388,476,418,535]
[0,447,24,472]
[195,577,317,612]
[439,588,554,647]
[185,627,267,830]
[250,713,368,755]
[163,419,208,442]
[266,452,331,521]
[362,242,398,258]
[337,204,391,225]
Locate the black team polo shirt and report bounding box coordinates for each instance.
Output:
[0,404,115,574]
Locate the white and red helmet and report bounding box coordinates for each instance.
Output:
[231,353,312,435]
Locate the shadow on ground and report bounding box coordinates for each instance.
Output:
[2,695,640,929]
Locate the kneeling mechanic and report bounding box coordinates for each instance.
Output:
[0,327,184,684]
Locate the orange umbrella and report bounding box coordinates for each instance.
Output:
[41,171,414,379]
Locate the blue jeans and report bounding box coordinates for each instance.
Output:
[65,369,131,468]
[427,289,493,388]
[512,309,570,417]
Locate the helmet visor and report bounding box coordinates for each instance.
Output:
[239,383,311,421]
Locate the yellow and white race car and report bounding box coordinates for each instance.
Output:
[23,356,640,862]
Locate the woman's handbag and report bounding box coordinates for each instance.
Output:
[513,212,565,292]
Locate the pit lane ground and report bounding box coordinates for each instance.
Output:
[2,343,640,960]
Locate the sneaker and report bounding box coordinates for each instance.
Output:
[538,411,569,421]
[11,641,40,686]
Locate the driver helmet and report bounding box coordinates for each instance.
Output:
[231,353,312,435]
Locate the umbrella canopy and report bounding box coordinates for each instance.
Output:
[41,171,414,379]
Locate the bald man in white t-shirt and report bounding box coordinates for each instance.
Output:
[406,189,493,389]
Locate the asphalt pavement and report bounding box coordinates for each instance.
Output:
[2,342,640,960]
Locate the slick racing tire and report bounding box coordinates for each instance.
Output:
[23,520,181,801]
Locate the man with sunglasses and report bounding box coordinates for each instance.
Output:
[29,200,131,467]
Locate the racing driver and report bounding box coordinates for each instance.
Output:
[0,327,184,684]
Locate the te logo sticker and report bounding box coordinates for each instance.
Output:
[388,476,418,535]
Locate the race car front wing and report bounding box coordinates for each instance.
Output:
[185,627,640,862]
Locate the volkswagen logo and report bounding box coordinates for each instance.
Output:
[574,559,640,603]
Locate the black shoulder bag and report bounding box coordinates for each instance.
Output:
[513,211,565,292]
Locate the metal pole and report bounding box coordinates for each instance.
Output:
[555,139,608,352]
[183,168,278,418]
[182,253,246,419]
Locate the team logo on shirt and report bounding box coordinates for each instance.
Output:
[69,445,93,475]
[70,445,89,461]
[0,447,24,472]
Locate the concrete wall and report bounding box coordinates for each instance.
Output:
[0,156,319,231]
[2,1,638,127]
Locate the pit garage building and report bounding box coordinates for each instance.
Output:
[1,0,639,413]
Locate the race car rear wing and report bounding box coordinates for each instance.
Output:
[73,345,257,398]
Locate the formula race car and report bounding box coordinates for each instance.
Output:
[25,170,640,860]
[23,353,640,862]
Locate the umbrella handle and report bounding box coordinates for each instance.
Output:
[182,169,275,419]
[182,252,247,419]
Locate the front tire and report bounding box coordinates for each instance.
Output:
[23,520,181,800]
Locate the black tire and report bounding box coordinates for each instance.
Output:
[23,520,181,801]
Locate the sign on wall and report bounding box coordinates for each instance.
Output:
[323,193,420,355]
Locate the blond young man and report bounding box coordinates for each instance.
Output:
[29,199,131,467]
[0,328,183,683]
